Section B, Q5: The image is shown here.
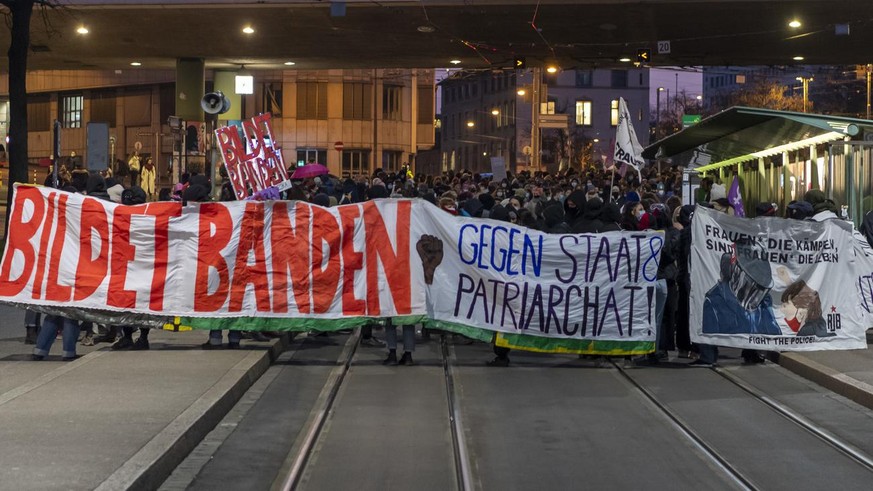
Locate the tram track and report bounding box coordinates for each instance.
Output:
[272,330,361,491]
[272,329,473,491]
[612,360,758,491]
[613,360,873,490]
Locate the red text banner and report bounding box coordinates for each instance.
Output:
[0,185,667,354]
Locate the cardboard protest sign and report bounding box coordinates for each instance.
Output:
[0,185,662,355]
[690,206,868,351]
[215,113,290,200]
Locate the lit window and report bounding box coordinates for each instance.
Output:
[62,94,83,128]
[610,99,619,126]
[575,100,592,126]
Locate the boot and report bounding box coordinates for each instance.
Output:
[111,336,134,351]
[383,349,398,365]
[398,352,415,366]
[24,326,38,345]
[93,326,118,344]
[131,337,150,351]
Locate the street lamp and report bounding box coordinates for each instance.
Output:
[796,76,813,113]
[655,87,665,140]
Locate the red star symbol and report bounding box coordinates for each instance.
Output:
[831,306,837,313]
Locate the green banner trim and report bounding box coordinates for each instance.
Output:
[495,333,655,355]
[149,315,652,355]
[421,319,495,342]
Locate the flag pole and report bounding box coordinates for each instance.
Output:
[609,164,616,202]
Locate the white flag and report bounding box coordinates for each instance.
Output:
[613,97,644,181]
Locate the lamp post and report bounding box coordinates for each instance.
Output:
[655,87,665,140]
[796,76,813,113]
[866,64,871,120]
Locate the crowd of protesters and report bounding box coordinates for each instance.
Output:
[280,163,694,367]
[24,159,873,367]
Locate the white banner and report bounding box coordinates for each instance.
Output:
[690,206,868,351]
[613,97,643,181]
[0,186,662,353]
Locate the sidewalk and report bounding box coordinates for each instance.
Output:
[0,326,287,491]
[779,342,873,411]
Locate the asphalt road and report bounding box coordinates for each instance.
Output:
[163,332,873,490]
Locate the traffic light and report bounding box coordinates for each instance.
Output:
[514,57,526,69]
[637,49,651,64]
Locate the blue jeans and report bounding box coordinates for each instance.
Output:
[24,309,41,327]
[208,329,241,345]
[385,324,415,352]
[34,315,81,358]
[698,344,719,364]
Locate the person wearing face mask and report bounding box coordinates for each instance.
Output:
[620,201,645,231]
[563,189,587,229]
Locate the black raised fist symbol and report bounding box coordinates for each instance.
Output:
[416,235,444,285]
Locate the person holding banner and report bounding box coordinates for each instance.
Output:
[32,315,81,361]
[383,320,416,366]
[635,205,677,365]
[806,189,873,255]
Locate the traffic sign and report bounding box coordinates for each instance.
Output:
[637,48,651,63]
[657,40,671,54]
[538,114,569,129]
[514,57,526,69]
[334,141,344,152]
[682,115,701,128]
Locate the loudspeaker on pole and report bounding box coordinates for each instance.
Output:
[201,91,231,115]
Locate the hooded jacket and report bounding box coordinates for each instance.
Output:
[572,197,604,234]
[563,190,587,227]
[599,203,622,232]
[85,173,110,201]
[543,203,569,234]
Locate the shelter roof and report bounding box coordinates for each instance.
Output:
[642,107,873,172]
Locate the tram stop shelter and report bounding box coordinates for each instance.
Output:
[642,107,873,227]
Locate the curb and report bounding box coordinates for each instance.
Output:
[779,352,873,412]
[95,334,290,491]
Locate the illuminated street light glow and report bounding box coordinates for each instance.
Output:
[793,56,805,61]
[619,57,631,63]
[242,26,255,34]
[491,109,500,115]
[76,26,89,35]
[789,20,802,28]
[450,59,462,65]
[466,121,475,127]
[130,62,141,66]
[284,61,296,66]
[517,89,526,96]
[546,66,558,74]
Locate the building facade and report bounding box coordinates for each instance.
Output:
[0,68,435,186]
[439,68,650,175]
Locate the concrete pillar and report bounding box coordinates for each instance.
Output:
[213,71,242,121]
[175,58,205,122]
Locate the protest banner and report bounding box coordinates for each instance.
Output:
[0,185,663,355]
[690,206,868,351]
[214,113,290,200]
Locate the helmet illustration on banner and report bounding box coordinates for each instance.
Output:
[726,241,773,311]
[702,237,782,336]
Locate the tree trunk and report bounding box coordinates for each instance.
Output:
[5,1,34,239]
